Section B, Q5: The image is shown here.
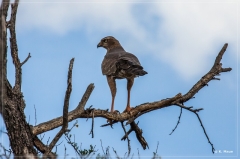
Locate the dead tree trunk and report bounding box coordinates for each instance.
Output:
[1,0,38,158]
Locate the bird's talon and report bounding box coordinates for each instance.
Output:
[123,106,133,113]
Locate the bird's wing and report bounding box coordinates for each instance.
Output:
[102,51,146,77]
[118,52,142,69]
[101,53,119,75]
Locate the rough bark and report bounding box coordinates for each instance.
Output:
[1,0,38,158]
[0,0,9,114]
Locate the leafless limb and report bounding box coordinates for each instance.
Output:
[155,141,159,154]
[34,105,37,126]
[175,103,214,151]
[121,123,135,141]
[100,140,104,154]
[9,0,22,90]
[40,134,45,141]
[101,120,118,127]
[46,137,50,146]
[0,143,12,159]
[169,108,182,135]
[54,141,63,154]
[64,144,67,159]
[0,129,8,136]
[112,147,121,159]
[137,148,140,159]
[32,136,56,158]
[0,0,10,114]
[121,122,131,156]
[121,121,148,150]
[20,53,31,66]
[32,83,94,135]
[89,109,95,138]
[100,139,110,158]
[130,121,149,150]
[45,58,74,154]
[194,111,215,153]
[64,134,81,157]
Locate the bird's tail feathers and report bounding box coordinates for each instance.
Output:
[126,66,147,76]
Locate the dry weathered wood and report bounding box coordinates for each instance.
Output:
[130,121,148,150]
[173,43,231,105]
[1,0,38,157]
[33,135,56,158]
[32,83,95,135]
[0,0,10,114]
[33,92,181,135]
[45,58,74,155]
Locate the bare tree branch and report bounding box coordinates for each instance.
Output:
[0,0,10,114]
[33,92,181,135]
[169,108,182,135]
[32,136,56,158]
[45,58,74,154]
[194,111,215,153]
[89,109,95,138]
[121,122,131,156]
[173,43,231,105]
[32,83,95,135]
[130,121,149,150]
[8,0,22,90]
[20,52,31,66]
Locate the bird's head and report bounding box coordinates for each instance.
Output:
[97,36,121,50]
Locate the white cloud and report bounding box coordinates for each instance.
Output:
[15,0,238,80]
[153,2,238,79]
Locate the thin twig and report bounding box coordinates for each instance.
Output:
[169,108,182,135]
[89,109,95,138]
[46,137,50,146]
[112,147,121,159]
[101,120,118,127]
[54,140,63,154]
[194,112,215,153]
[20,52,31,66]
[137,148,140,159]
[121,122,131,156]
[40,134,45,141]
[34,105,37,126]
[155,141,159,154]
[176,103,203,113]
[100,139,105,155]
[64,144,67,159]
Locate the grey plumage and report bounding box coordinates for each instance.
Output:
[101,46,147,79]
[97,36,147,113]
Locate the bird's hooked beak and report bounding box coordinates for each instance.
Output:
[97,41,102,48]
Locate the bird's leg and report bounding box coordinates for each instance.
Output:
[107,76,116,113]
[124,78,134,113]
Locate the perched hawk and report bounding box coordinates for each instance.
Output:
[97,36,147,113]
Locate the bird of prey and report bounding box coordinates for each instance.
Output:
[97,36,147,113]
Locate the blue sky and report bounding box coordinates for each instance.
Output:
[0,0,239,158]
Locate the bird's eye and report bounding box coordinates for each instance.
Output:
[103,39,108,43]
